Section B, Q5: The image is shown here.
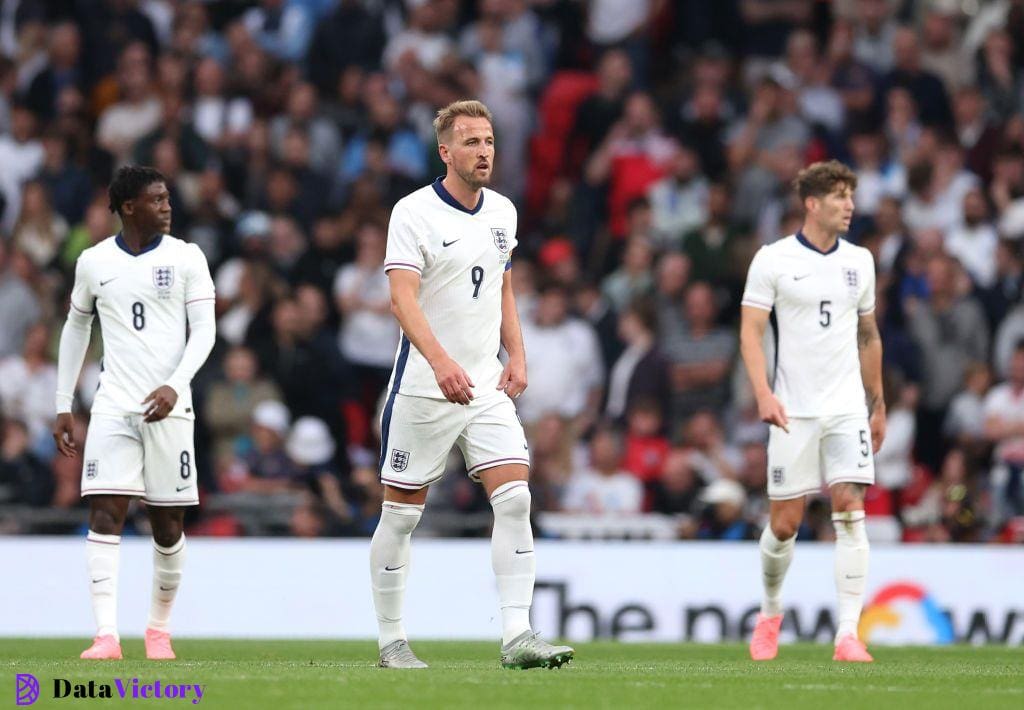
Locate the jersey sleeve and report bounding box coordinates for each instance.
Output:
[69,255,96,315]
[505,201,517,272]
[184,244,216,305]
[384,202,425,275]
[740,246,775,311]
[857,252,876,316]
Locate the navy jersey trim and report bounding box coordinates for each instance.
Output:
[431,176,484,215]
[795,230,839,255]
[115,232,164,256]
[378,336,411,477]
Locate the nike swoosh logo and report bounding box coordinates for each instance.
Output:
[515,549,533,555]
[384,565,405,572]
[858,462,869,468]
[159,585,176,591]
[100,278,118,286]
[844,574,864,579]
[442,239,460,247]
[176,485,192,491]
[793,274,811,281]
[91,577,110,584]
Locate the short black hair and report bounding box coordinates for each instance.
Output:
[108,165,166,216]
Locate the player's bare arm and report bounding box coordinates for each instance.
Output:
[497,269,527,399]
[53,413,77,457]
[857,312,886,452]
[388,268,475,405]
[740,305,789,432]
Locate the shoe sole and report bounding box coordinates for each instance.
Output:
[502,650,574,670]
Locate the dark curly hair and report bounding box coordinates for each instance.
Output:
[792,160,858,202]
[107,165,166,216]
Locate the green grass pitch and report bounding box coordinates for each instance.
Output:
[3,639,1022,709]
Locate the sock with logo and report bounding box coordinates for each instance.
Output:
[148,534,187,631]
[833,510,869,642]
[86,530,121,641]
[369,502,424,650]
[760,524,795,617]
[490,481,535,645]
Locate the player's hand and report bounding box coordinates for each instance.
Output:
[869,405,887,453]
[432,356,474,405]
[756,393,789,433]
[52,413,77,458]
[497,357,527,399]
[142,385,178,422]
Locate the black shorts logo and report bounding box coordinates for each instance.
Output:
[85,460,99,479]
[391,449,410,473]
[772,466,784,485]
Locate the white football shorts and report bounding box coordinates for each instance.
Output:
[766,413,875,500]
[81,414,199,506]
[379,389,530,489]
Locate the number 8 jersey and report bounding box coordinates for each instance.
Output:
[384,178,518,399]
[741,233,876,418]
[69,234,216,420]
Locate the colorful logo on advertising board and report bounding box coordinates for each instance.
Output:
[859,582,955,645]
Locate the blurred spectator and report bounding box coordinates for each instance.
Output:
[0,322,56,442]
[696,478,757,540]
[270,82,341,175]
[604,300,669,424]
[218,400,298,493]
[38,130,92,226]
[945,187,998,289]
[944,362,992,451]
[242,0,315,63]
[919,4,971,94]
[907,254,988,468]
[662,282,736,425]
[286,416,355,533]
[874,375,917,494]
[518,283,603,430]
[653,251,690,336]
[679,410,741,481]
[562,426,643,514]
[647,144,709,247]
[883,25,952,128]
[23,21,82,122]
[601,234,654,312]
[334,221,398,405]
[621,399,669,484]
[680,182,743,287]
[903,448,985,542]
[12,181,68,269]
[649,446,703,516]
[204,345,283,463]
[383,0,455,73]
[983,342,1024,521]
[306,0,385,94]
[0,418,51,507]
[190,57,253,152]
[571,49,632,166]
[0,102,43,232]
[0,241,41,359]
[95,42,161,167]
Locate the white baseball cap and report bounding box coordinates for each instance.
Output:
[286,417,336,466]
[252,400,290,435]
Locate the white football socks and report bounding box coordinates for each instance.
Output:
[833,510,869,642]
[369,501,423,650]
[759,524,795,617]
[490,481,535,646]
[86,530,121,641]
[148,534,187,631]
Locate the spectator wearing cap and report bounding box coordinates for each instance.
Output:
[220,400,299,494]
[696,478,756,541]
[286,416,355,533]
[562,426,643,515]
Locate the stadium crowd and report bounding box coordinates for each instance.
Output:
[0,0,1023,544]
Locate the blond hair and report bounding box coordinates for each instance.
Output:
[433,100,494,144]
[793,160,858,202]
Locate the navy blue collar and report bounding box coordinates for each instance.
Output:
[796,230,839,255]
[116,232,163,257]
[432,176,484,215]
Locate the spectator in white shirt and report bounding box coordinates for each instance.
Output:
[0,322,56,442]
[95,42,161,167]
[518,283,604,428]
[945,188,998,289]
[983,341,1024,520]
[562,426,643,514]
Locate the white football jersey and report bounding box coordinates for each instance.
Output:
[384,178,517,398]
[741,233,876,417]
[69,234,216,419]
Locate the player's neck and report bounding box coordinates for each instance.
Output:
[799,222,839,253]
[120,227,162,255]
[441,173,482,211]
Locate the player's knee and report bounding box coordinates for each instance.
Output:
[770,519,799,541]
[152,525,183,549]
[490,481,531,520]
[382,502,424,535]
[89,506,126,535]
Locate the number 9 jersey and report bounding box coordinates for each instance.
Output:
[383,177,517,399]
[69,234,216,420]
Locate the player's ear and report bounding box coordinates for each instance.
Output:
[438,144,450,165]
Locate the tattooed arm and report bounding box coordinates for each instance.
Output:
[857,312,886,452]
